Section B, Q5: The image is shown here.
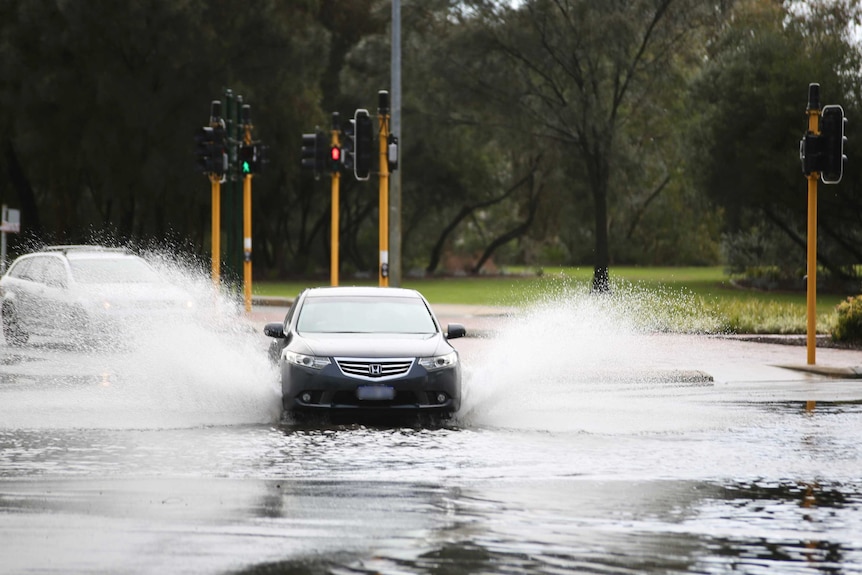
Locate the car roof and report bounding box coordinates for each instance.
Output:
[42,245,130,257]
[14,246,140,261]
[302,286,424,300]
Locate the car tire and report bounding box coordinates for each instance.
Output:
[2,303,29,346]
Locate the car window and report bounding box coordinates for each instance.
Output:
[41,258,68,288]
[21,256,47,283]
[7,258,32,279]
[68,257,162,284]
[284,297,299,329]
[297,296,437,334]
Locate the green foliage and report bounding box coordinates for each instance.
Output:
[0,0,858,283]
[833,295,862,342]
[721,224,805,289]
[685,0,862,278]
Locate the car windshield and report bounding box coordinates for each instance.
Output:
[68,257,163,284]
[297,295,437,334]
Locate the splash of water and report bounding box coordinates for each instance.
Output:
[0,246,281,429]
[458,280,735,434]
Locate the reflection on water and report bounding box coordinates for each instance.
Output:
[2,394,862,574]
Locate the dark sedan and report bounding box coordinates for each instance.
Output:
[264,286,466,418]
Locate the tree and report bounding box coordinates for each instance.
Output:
[440,0,728,289]
[686,0,862,282]
[0,0,329,275]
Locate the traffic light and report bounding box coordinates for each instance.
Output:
[240,143,268,175]
[820,105,847,184]
[330,145,341,172]
[194,125,227,176]
[256,144,269,174]
[301,131,327,178]
[195,127,214,173]
[341,119,355,173]
[212,126,226,176]
[240,143,254,175]
[354,109,373,181]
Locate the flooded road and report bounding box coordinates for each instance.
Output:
[2,295,862,575]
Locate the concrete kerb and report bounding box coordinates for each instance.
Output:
[777,363,862,379]
[719,334,862,379]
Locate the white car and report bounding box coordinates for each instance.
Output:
[0,246,194,345]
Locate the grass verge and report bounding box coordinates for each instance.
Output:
[253,266,857,335]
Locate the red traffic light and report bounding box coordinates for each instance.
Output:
[330,146,341,162]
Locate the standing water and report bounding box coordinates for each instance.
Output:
[1,260,862,575]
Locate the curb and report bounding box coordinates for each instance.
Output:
[777,364,862,379]
[252,295,294,307]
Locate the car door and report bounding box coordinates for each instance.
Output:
[9,256,48,334]
[2,257,35,331]
[37,257,74,334]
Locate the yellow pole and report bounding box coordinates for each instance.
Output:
[331,127,341,286]
[378,112,390,287]
[806,176,817,364]
[331,172,340,286]
[211,176,220,287]
[243,172,252,312]
[806,101,820,365]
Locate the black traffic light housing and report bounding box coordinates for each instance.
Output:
[195,125,227,176]
[195,126,214,173]
[301,130,327,179]
[240,143,254,175]
[353,109,373,181]
[240,143,268,175]
[820,105,847,184]
[341,118,355,174]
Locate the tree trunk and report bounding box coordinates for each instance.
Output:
[589,150,611,293]
[592,184,610,293]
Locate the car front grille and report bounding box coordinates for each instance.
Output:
[335,357,414,381]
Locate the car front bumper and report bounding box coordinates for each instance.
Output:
[281,360,461,413]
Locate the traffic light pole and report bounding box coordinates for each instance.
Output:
[242,125,253,313]
[805,85,820,366]
[378,91,390,287]
[331,118,341,287]
[211,176,221,286]
[807,171,817,365]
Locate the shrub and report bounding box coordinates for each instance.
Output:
[833,295,862,342]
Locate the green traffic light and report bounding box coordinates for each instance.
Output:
[242,161,251,174]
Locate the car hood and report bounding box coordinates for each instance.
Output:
[296,333,451,358]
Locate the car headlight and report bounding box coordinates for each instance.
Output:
[283,350,331,370]
[418,351,458,371]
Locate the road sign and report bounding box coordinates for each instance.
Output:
[1,207,20,233]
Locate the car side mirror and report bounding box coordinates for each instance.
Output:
[446,323,466,340]
[263,322,285,339]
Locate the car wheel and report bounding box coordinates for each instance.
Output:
[2,303,29,346]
